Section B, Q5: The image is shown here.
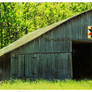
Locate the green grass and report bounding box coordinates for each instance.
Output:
[0,79,92,90]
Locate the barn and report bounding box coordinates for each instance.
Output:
[0,9,92,80]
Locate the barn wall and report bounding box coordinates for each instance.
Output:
[11,11,92,54]
[11,25,72,54]
[52,11,92,41]
[10,21,73,79]
[10,53,72,79]
[10,10,92,79]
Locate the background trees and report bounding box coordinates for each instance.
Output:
[0,2,92,48]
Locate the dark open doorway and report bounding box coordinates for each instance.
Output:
[72,41,92,80]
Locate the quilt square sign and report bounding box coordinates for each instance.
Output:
[88,26,92,39]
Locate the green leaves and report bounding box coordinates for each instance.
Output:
[1,2,92,48]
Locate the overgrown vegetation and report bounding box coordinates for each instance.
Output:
[1,2,92,48]
[0,79,92,90]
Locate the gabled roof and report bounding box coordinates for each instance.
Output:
[0,9,92,57]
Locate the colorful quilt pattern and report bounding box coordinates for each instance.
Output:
[88,26,92,39]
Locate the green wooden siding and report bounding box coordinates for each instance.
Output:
[10,53,72,79]
[10,10,92,80]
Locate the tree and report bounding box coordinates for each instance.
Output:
[1,2,92,48]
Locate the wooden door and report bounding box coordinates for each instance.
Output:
[11,54,39,79]
[11,54,25,78]
[25,54,39,79]
[11,53,72,79]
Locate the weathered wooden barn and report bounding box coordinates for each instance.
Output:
[0,9,92,80]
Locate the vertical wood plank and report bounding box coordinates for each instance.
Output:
[17,55,24,78]
[10,54,18,79]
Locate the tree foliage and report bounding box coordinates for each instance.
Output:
[0,2,92,48]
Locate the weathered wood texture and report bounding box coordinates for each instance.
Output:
[11,53,72,79]
[10,11,92,79]
[12,12,92,54]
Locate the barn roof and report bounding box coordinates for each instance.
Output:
[0,9,92,57]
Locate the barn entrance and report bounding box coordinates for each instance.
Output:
[72,41,92,80]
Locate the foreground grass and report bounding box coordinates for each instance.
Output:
[0,79,92,90]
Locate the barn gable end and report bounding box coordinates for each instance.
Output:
[0,9,92,80]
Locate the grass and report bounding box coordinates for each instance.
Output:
[0,79,92,90]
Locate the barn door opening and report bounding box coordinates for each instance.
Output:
[72,41,92,80]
